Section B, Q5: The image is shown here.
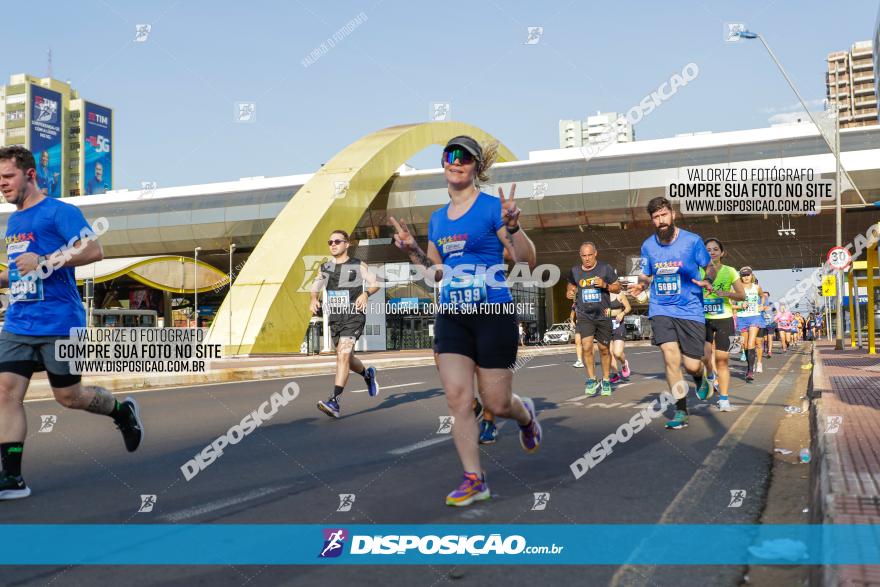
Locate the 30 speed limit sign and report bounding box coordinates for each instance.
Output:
[827,246,852,270]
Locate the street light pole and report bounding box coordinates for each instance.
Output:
[228,243,236,349]
[737,29,851,348]
[834,104,845,349]
[194,246,202,328]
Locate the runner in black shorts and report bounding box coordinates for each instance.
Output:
[0,146,143,500]
[311,230,381,418]
[697,238,745,412]
[608,291,632,384]
[567,242,620,397]
[390,135,541,506]
[627,197,715,430]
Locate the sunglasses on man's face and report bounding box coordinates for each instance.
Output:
[442,147,475,166]
[328,239,347,246]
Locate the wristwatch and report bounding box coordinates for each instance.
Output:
[507,224,521,234]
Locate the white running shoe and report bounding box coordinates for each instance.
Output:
[756,363,763,373]
[572,360,584,368]
[717,399,733,412]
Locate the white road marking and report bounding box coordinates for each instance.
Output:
[160,486,287,522]
[347,381,424,394]
[526,363,560,369]
[610,351,800,586]
[388,436,452,455]
[23,378,427,403]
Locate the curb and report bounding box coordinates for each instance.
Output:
[807,344,838,587]
[25,343,608,400]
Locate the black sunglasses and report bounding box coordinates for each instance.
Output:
[328,239,347,246]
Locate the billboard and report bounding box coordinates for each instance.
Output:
[29,85,63,198]
[83,102,112,195]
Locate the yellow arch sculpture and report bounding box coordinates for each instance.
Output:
[208,122,517,355]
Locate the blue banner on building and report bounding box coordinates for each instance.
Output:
[29,85,63,198]
[83,102,112,195]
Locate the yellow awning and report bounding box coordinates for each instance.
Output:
[0,256,228,294]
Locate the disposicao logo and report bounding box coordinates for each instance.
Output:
[319,528,348,558]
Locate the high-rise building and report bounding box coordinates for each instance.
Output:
[0,73,113,198]
[826,41,878,128]
[559,111,633,149]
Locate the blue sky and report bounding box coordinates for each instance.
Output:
[3,0,878,189]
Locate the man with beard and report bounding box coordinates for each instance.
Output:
[627,197,714,430]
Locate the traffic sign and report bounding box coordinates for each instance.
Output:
[827,246,852,270]
[822,275,837,297]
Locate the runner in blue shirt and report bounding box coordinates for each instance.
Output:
[627,197,715,430]
[0,146,143,501]
[390,135,541,507]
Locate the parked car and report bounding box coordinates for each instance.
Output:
[625,314,652,341]
[543,322,575,344]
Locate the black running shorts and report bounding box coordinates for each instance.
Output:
[330,314,366,346]
[434,310,517,369]
[650,315,705,360]
[576,317,612,345]
[705,317,736,353]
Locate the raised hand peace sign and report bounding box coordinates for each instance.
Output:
[498,183,521,228]
[389,216,417,252]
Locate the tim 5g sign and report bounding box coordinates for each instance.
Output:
[83,102,113,195]
[827,246,852,271]
[93,135,110,152]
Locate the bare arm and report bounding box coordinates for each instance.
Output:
[497,226,536,270]
[360,262,381,296]
[55,238,103,268]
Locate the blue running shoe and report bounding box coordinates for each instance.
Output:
[364,366,379,397]
[665,410,689,430]
[584,378,599,397]
[317,398,340,419]
[696,376,714,401]
[479,420,497,444]
[600,379,612,396]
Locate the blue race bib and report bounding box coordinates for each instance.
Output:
[655,274,681,296]
[703,298,724,315]
[8,264,43,303]
[441,274,487,309]
[581,288,601,304]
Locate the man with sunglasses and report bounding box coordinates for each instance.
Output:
[310,230,380,418]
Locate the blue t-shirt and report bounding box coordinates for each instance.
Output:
[428,191,512,305]
[4,197,91,336]
[640,228,710,322]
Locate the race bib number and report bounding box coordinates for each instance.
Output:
[703,298,724,315]
[655,274,681,296]
[581,287,601,304]
[745,293,760,314]
[327,290,350,312]
[612,319,620,330]
[441,274,487,309]
[9,271,43,303]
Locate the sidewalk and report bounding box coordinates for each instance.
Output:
[810,340,880,587]
[27,342,650,400]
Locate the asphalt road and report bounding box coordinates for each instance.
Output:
[1,342,810,587]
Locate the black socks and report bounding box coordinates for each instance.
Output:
[1,442,24,477]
